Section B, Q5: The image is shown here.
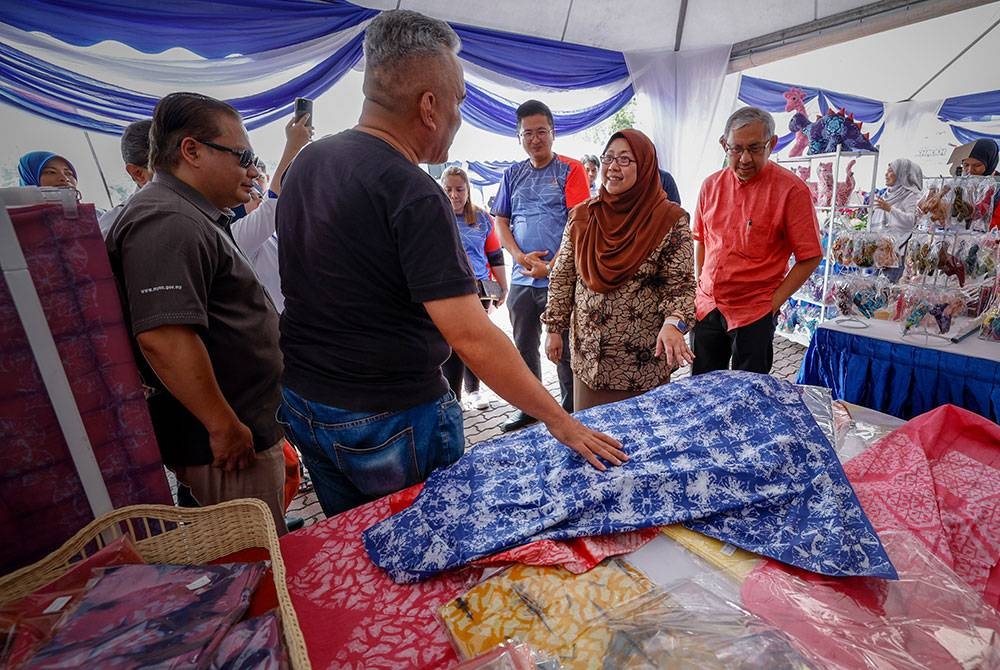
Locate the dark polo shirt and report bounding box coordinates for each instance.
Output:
[106,172,283,466]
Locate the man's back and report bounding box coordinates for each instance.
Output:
[277,130,475,413]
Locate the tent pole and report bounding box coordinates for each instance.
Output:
[903,17,1000,101]
[673,0,688,51]
[83,130,114,208]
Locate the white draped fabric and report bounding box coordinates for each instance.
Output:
[624,45,732,207]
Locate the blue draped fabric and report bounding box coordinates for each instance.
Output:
[738,75,884,124]
[737,75,819,110]
[453,23,628,89]
[0,33,364,133]
[363,372,896,584]
[462,80,635,135]
[818,90,883,123]
[466,160,517,187]
[0,0,376,57]
[798,325,1000,422]
[939,89,1000,122]
[950,125,1000,144]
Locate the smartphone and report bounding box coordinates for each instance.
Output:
[294,97,313,126]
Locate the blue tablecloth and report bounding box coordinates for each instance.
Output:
[798,320,1000,422]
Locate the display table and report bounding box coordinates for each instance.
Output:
[798,318,1000,422]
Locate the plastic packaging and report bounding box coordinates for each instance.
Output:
[585,580,815,669]
[438,558,653,668]
[24,562,267,669]
[450,639,558,670]
[209,611,289,670]
[742,530,1000,670]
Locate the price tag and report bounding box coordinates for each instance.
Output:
[186,575,212,591]
[42,596,72,614]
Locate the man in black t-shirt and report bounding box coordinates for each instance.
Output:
[276,10,628,518]
[106,93,286,532]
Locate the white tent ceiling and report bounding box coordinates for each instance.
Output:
[354,1,979,51]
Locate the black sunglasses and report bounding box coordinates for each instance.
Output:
[193,139,257,169]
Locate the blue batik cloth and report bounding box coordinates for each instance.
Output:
[363,372,897,584]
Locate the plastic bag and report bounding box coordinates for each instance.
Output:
[742,530,1000,670]
[438,558,653,669]
[587,580,814,669]
[24,562,267,669]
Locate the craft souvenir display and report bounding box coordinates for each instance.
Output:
[816,159,856,207]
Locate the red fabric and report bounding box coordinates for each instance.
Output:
[282,441,300,514]
[692,161,822,328]
[0,202,171,574]
[211,548,277,619]
[742,405,1000,669]
[280,483,661,668]
[0,536,145,667]
[280,494,481,669]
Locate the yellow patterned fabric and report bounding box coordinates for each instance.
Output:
[659,525,761,581]
[439,559,653,668]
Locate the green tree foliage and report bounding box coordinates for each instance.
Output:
[582,97,637,145]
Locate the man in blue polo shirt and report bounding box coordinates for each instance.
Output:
[493,100,591,432]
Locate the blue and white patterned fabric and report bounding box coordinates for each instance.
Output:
[363,372,897,584]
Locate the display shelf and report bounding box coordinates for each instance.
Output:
[777,150,880,164]
[780,147,881,344]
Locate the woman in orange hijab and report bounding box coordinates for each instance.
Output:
[541,129,695,411]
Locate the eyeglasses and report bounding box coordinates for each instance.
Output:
[600,154,636,167]
[194,139,258,169]
[518,129,551,141]
[723,142,770,157]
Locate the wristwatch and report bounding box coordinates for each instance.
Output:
[664,317,689,334]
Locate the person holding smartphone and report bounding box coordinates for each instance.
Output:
[439,166,507,409]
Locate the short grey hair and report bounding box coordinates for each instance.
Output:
[364,10,460,71]
[723,106,775,140]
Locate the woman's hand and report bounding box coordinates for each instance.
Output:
[545,332,563,364]
[875,197,891,213]
[655,321,694,368]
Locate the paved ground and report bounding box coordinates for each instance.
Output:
[286,310,807,529]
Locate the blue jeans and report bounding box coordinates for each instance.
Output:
[277,387,465,517]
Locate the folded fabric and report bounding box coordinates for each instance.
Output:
[742,530,1000,670]
[438,559,654,667]
[839,403,1000,608]
[364,372,896,583]
[25,562,265,669]
[209,611,288,670]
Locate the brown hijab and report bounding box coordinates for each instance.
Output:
[570,129,686,293]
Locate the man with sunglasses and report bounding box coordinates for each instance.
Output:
[690,106,822,375]
[106,92,287,533]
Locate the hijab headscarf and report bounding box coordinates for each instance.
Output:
[570,129,686,294]
[969,139,999,175]
[884,158,923,204]
[17,151,77,187]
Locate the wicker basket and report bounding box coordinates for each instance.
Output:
[0,499,310,669]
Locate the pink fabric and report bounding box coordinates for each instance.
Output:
[841,404,1000,607]
[0,203,171,574]
[742,405,1000,669]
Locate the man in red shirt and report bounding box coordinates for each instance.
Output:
[691,106,822,374]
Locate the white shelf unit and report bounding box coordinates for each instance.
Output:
[775,148,881,345]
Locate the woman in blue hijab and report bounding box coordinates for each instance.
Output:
[17,151,78,189]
